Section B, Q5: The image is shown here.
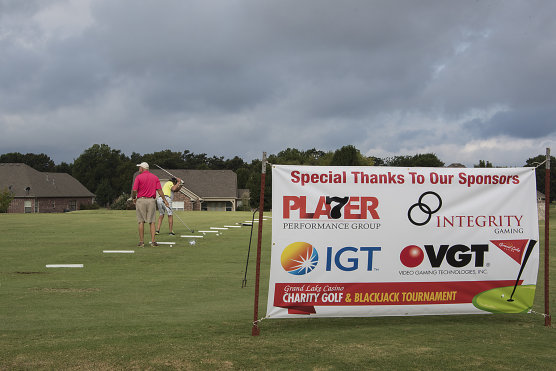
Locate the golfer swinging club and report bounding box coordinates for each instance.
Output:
[156,176,184,235]
[131,162,169,247]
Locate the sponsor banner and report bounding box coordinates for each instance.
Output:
[266,166,539,318]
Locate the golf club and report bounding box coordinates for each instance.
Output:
[154,164,195,233]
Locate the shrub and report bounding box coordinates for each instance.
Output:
[0,188,14,213]
[110,194,135,210]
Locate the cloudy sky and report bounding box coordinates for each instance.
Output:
[1,0,555,166]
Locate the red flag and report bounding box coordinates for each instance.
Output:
[490,239,529,264]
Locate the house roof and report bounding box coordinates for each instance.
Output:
[133,169,237,199]
[0,163,95,198]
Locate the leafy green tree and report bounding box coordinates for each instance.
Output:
[236,167,250,189]
[304,148,328,165]
[525,155,556,202]
[207,155,227,169]
[269,148,305,165]
[130,152,143,165]
[475,160,493,168]
[0,188,14,213]
[54,162,73,173]
[330,145,373,166]
[385,153,444,167]
[72,144,135,206]
[0,152,24,163]
[370,156,385,166]
[246,160,272,211]
[182,150,210,169]
[315,151,334,165]
[224,156,247,172]
[267,148,332,166]
[94,178,113,207]
[141,150,185,169]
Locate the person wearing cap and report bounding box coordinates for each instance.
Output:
[156,176,184,235]
[131,162,169,247]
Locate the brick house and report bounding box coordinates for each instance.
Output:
[133,169,239,211]
[0,163,95,213]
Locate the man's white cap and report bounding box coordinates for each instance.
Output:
[137,162,149,169]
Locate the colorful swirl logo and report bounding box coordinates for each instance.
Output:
[281,242,319,275]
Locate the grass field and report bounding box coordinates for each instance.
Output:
[1,208,555,370]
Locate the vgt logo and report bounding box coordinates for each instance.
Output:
[281,242,319,275]
[400,244,488,268]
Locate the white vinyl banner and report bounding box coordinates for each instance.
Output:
[266,165,539,318]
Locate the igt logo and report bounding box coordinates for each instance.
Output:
[326,246,381,271]
[283,195,380,219]
[281,242,381,274]
[400,244,488,268]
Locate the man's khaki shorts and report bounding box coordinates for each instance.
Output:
[136,198,157,223]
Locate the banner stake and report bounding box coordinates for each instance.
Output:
[252,152,267,336]
[545,148,551,327]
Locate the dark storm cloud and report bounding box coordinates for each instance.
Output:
[469,107,556,139]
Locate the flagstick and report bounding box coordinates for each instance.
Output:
[507,240,537,302]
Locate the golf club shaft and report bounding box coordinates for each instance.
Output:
[155,164,177,179]
[155,164,194,233]
[172,208,194,233]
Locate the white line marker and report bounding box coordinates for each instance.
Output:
[210,227,228,230]
[180,235,204,238]
[46,264,83,268]
[198,230,218,233]
[224,225,241,228]
[244,220,259,223]
[157,242,175,245]
[103,250,135,254]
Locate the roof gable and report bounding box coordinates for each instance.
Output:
[0,163,94,198]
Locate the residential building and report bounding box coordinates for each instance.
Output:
[0,163,95,213]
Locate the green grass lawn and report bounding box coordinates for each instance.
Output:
[1,208,555,370]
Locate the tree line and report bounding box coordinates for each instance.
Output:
[1,144,554,209]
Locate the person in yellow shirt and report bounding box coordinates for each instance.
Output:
[155,177,183,235]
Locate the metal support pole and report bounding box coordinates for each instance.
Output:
[545,148,551,327]
[252,152,267,336]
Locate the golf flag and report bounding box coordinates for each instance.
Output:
[490,240,529,264]
[266,166,539,318]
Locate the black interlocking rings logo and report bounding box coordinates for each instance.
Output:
[408,191,442,226]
